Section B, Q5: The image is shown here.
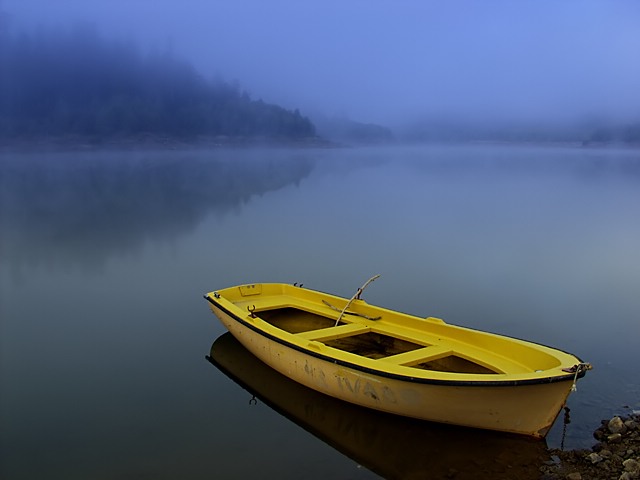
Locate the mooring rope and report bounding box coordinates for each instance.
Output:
[564,362,593,392]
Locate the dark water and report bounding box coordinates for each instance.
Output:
[1,145,639,479]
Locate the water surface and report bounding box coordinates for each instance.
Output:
[1,145,639,479]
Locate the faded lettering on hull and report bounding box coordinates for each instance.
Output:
[303,360,328,388]
[334,370,398,406]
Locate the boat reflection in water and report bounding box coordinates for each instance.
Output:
[207,333,551,480]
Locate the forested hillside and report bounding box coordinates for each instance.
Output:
[0,25,316,143]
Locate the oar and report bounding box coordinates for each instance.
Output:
[335,274,381,326]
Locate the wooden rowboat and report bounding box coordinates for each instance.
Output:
[204,279,591,437]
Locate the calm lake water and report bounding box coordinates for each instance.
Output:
[1,144,639,479]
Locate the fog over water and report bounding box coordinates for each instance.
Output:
[3,0,640,127]
[1,146,639,479]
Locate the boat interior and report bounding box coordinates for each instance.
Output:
[255,307,504,375]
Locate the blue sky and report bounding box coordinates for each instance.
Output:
[3,0,640,126]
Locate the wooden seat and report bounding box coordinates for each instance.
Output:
[381,346,452,366]
[296,323,370,342]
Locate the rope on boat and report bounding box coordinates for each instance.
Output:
[334,274,381,327]
[563,362,593,392]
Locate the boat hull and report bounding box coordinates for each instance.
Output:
[208,302,574,438]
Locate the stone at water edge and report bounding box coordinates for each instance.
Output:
[608,433,623,443]
[625,419,638,431]
[609,416,626,434]
[588,452,604,464]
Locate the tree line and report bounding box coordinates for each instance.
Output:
[0,25,316,141]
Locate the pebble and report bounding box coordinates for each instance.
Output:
[588,452,604,464]
[566,472,582,480]
[626,420,639,431]
[600,449,613,458]
[609,433,623,444]
[623,458,639,472]
[544,455,561,466]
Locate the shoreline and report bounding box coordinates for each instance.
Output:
[2,134,639,154]
[0,133,337,154]
[542,412,639,479]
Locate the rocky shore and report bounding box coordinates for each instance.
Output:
[541,412,640,480]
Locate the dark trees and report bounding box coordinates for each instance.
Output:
[0,25,315,141]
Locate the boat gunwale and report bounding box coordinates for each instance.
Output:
[204,292,587,388]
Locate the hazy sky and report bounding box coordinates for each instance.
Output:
[3,0,640,126]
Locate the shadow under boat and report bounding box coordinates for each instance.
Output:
[207,333,552,480]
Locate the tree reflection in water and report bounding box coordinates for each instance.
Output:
[0,149,315,273]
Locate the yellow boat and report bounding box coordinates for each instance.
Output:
[204,279,591,438]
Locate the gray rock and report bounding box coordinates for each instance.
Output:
[600,449,612,458]
[625,420,638,431]
[608,416,626,434]
[623,458,639,473]
[544,455,561,466]
[608,433,623,444]
[588,452,604,464]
